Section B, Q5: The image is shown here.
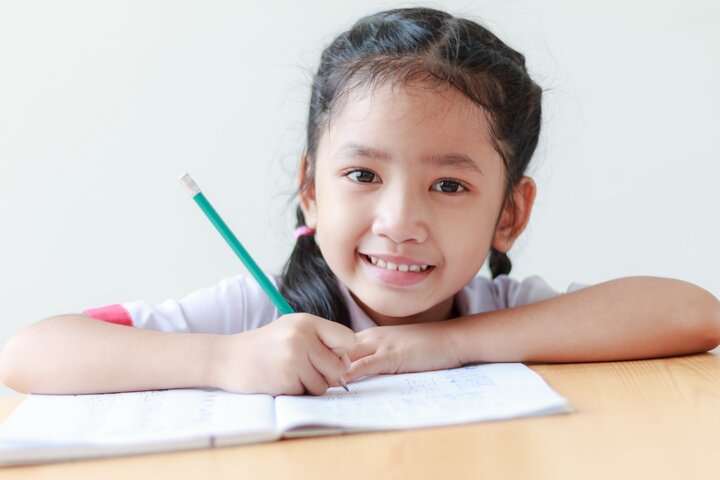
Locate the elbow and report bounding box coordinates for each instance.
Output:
[701,296,720,351]
[0,335,32,394]
[0,317,58,394]
[685,287,720,353]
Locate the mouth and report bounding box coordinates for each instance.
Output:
[361,254,434,272]
[359,252,434,287]
[359,253,436,283]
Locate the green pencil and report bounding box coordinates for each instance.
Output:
[178,173,294,314]
[178,173,349,391]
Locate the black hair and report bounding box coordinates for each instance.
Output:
[280,7,542,325]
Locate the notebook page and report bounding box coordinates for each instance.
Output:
[0,389,276,460]
[275,363,569,433]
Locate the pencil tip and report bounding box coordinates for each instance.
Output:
[340,376,350,392]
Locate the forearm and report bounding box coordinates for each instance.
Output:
[450,277,720,364]
[0,315,224,394]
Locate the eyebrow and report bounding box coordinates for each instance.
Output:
[338,142,484,176]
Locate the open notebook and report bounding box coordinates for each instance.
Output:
[0,363,570,466]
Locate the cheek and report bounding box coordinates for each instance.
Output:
[453,237,493,272]
[438,212,495,269]
[317,196,356,237]
[314,190,365,265]
[315,179,368,233]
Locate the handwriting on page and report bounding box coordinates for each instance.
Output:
[274,365,539,431]
[70,390,222,439]
[0,389,278,450]
[313,369,495,413]
[1,389,226,443]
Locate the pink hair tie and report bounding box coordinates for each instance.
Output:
[293,226,316,239]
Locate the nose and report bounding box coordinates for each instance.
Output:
[371,183,429,244]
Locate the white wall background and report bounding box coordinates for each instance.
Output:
[1,1,718,394]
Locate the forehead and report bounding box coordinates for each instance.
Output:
[318,79,502,171]
[334,79,491,131]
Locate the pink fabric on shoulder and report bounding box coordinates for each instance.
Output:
[83,304,134,327]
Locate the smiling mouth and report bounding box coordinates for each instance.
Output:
[360,254,435,273]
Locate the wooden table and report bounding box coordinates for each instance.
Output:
[2,349,719,479]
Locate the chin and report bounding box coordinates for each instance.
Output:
[360,295,432,319]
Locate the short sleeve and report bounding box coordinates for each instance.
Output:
[456,275,588,315]
[83,275,280,334]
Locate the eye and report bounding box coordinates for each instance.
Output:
[431,179,466,193]
[346,169,379,184]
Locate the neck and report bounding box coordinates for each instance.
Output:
[350,292,456,326]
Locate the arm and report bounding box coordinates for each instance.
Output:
[345,277,720,380]
[0,314,220,394]
[452,276,720,364]
[0,313,354,396]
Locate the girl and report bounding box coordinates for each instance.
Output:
[1,7,719,396]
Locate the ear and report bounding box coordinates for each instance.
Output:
[492,177,536,253]
[298,153,318,229]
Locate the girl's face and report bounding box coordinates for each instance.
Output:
[301,80,534,326]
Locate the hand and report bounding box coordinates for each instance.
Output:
[212,313,355,396]
[344,322,463,382]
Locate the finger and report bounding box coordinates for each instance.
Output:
[346,342,377,362]
[344,354,386,382]
[313,319,356,355]
[298,353,330,396]
[307,339,348,387]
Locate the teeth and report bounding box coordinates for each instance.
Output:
[367,255,430,272]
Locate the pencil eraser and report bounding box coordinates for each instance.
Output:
[178,173,201,196]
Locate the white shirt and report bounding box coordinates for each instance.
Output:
[84,274,585,333]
